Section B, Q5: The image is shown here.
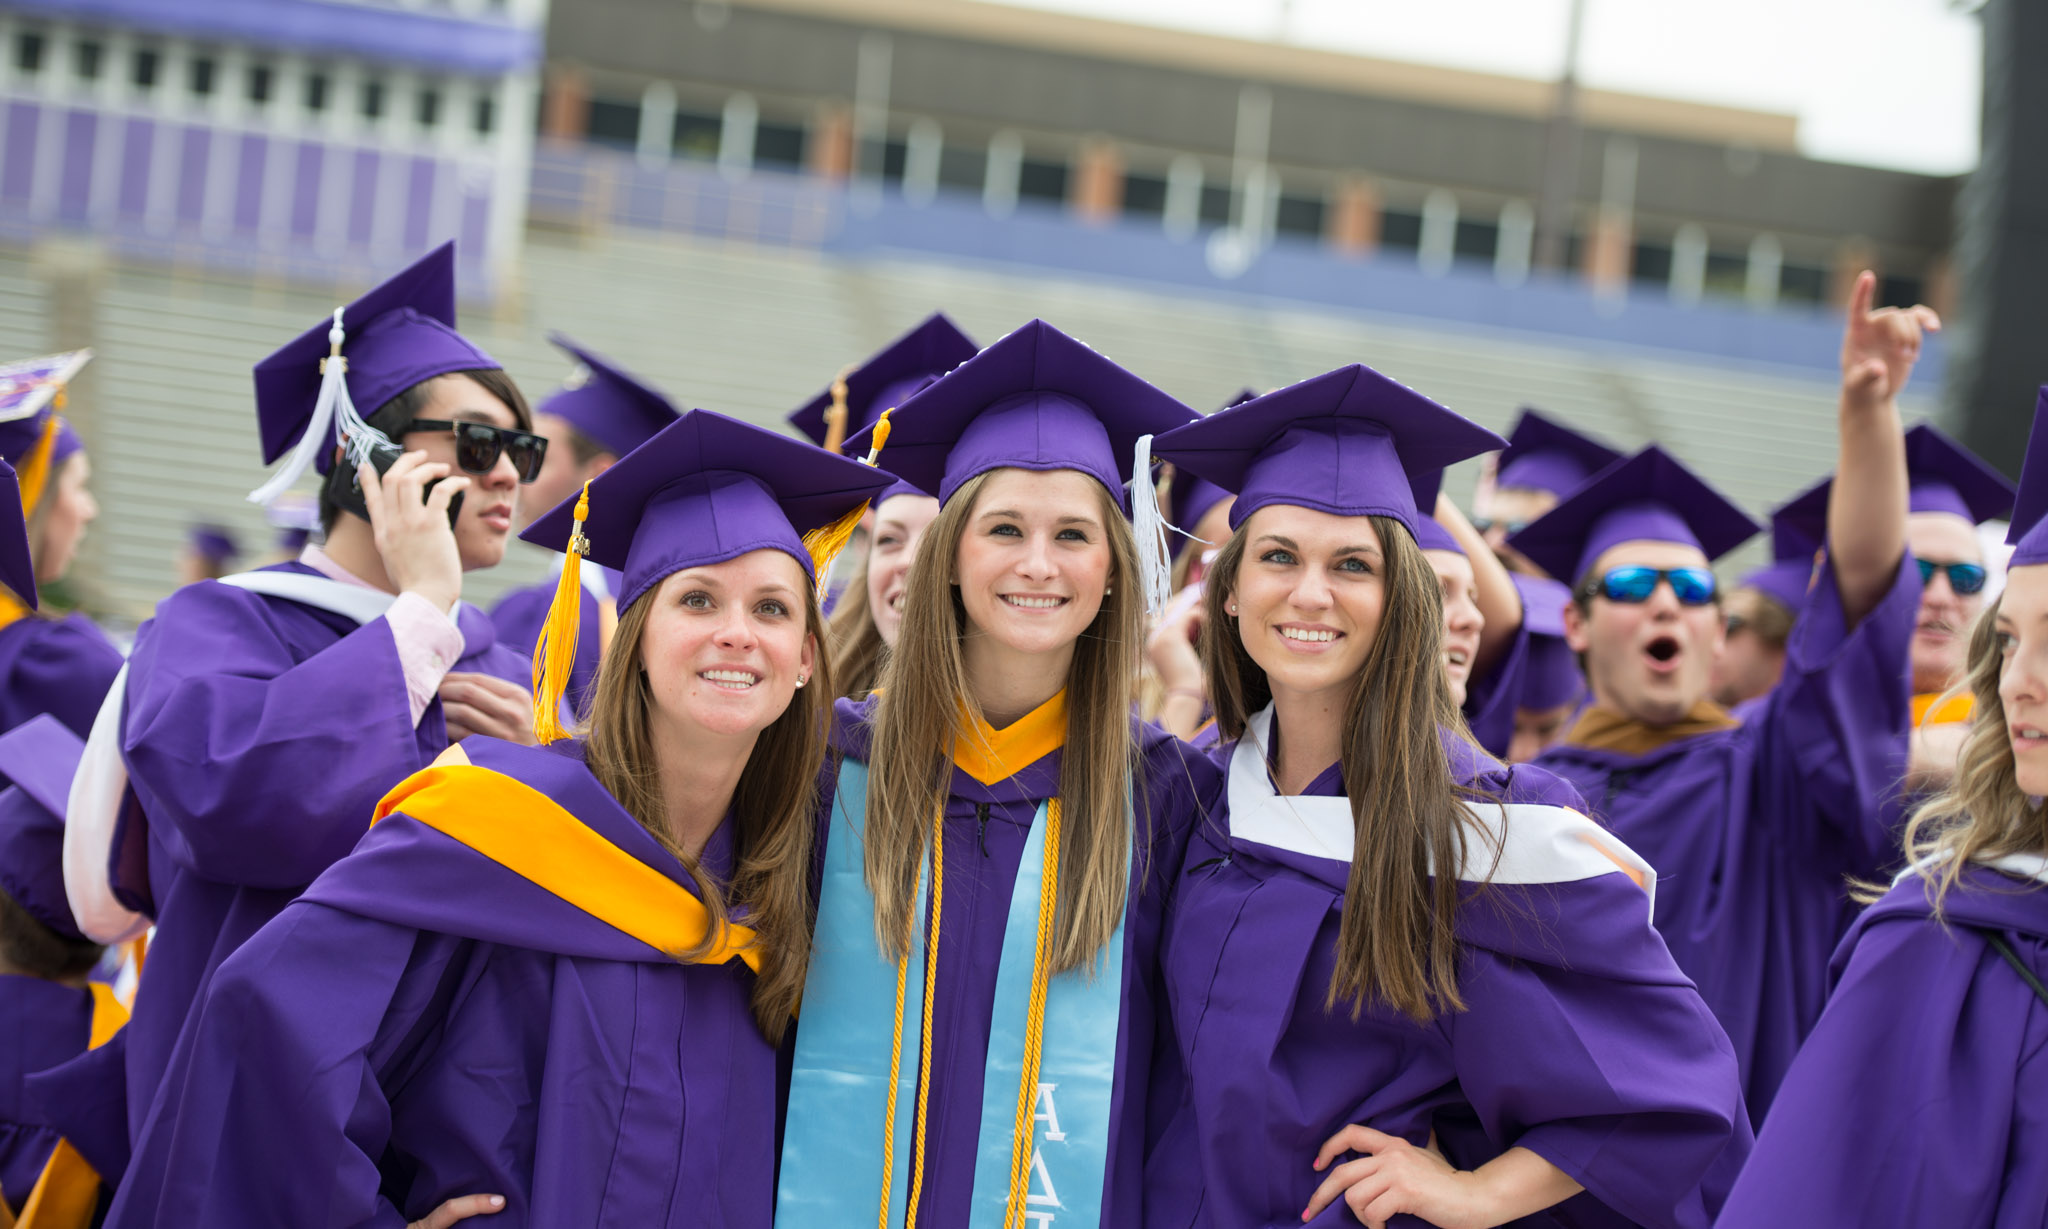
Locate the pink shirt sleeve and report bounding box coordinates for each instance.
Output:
[384,592,467,727]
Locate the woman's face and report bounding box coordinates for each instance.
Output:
[639,549,817,745]
[36,452,97,585]
[1997,564,2048,796]
[1228,504,1386,711]
[953,468,1113,669]
[866,493,940,649]
[1422,547,1482,707]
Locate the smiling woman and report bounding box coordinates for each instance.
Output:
[102,407,894,1229]
[1145,364,1748,1229]
[778,319,1219,1229]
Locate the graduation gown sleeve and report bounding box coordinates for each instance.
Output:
[1715,881,2048,1228]
[120,579,433,889]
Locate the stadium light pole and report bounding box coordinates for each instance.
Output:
[1531,0,1588,273]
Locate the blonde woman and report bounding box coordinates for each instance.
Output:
[1718,391,2048,1226]
[779,321,1218,1228]
[105,411,888,1228]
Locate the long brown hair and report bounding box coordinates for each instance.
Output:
[865,470,1143,975]
[1203,514,1490,1022]
[826,555,889,700]
[1894,595,2048,912]
[581,572,830,1043]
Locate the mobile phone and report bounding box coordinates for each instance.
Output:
[325,439,464,529]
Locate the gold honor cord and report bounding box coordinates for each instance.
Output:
[876,798,1067,1229]
[1004,798,1062,1228]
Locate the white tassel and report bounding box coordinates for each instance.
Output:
[1129,434,1175,618]
[247,309,392,505]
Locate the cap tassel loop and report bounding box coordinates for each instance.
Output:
[803,408,896,581]
[820,364,857,456]
[1128,434,1174,617]
[532,480,594,744]
[248,308,392,506]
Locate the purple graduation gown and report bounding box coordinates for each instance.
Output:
[1716,862,2048,1227]
[1531,557,1918,1120]
[486,572,602,716]
[805,695,1221,1228]
[110,562,530,1172]
[0,974,91,1212]
[1462,615,1534,759]
[106,736,776,1229]
[0,612,123,741]
[1145,731,1749,1229]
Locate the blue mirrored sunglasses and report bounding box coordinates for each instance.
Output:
[1916,558,1988,597]
[1584,565,1719,606]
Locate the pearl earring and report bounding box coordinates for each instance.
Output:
[796,675,808,688]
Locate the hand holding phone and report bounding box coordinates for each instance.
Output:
[352,447,470,612]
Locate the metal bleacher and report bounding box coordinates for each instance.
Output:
[9,220,1930,622]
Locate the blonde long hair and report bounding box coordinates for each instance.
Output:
[863,470,1144,975]
[1897,595,2048,913]
[581,574,831,1043]
[826,555,889,700]
[1202,515,1492,1022]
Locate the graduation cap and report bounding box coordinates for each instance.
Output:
[0,461,35,609]
[248,242,500,504]
[2008,389,2048,568]
[1494,408,1624,498]
[0,714,88,941]
[265,491,321,552]
[1406,468,1465,554]
[539,334,684,460]
[1737,481,1830,613]
[520,409,897,741]
[1902,424,2014,525]
[187,523,241,565]
[1150,364,1505,544]
[1506,446,1760,585]
[847,319,1198,511]
[788,313,980,455]
[0,349,91,512]
[1510,572,1586,711]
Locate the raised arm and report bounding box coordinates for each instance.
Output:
[1827,271,1931,628]
[1437,490,1523,676]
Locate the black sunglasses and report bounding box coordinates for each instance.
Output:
[1471,517,1533,537]
[1916,558,1988,597]
[403,419,548,484]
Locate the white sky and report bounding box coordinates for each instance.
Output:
[999,0,1984,175]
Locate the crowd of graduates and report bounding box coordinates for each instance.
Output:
[0,236,2043,1228]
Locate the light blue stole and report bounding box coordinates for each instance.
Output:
[778,757,1129,1228]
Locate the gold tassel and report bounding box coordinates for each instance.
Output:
[802,409,896,580]
[531,480,594,744]
[820,364,856,456]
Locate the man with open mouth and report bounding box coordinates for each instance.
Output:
[1505,271,1925,1127]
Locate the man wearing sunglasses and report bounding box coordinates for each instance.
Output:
[1504,272,1926,1130]
[489,336,680,722]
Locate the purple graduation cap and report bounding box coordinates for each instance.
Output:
[0,714,88,941]
[1149,364,1506,541]
[265,491,321,552]
[1739,481,1829,613]
[1167,470,1232,560]
[845,319,1199,510]
[1494,408,1624,498]
[248,242,501,503]
[1901,423,2015,525]
[521,408,898,612]
[1407,468,1466,554]
[187,523,241,566]
[1506,446,1760,585]
[1511,572,1586,711]
[2007,388,2048,567]
[0,461,34,608]
[539,334,684,459]
[0,350,90,471]
[788,313,980,454]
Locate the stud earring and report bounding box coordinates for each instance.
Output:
[796,674,809,689]
[1226,602,1238,615]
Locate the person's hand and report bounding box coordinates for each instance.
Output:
[408,1194,504,1228]
[362,450,469,613]
[440,672,537,745]
[1146,585,1206,694]
[1305,1126,1482,1228]
[1840,270,1940,416]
